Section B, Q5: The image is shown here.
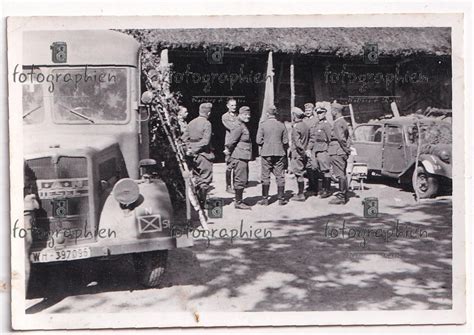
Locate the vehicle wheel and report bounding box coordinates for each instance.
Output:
[27,264,50,298]
[412,165,439,199]
[133,250,168,288]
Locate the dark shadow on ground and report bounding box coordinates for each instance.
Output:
[26,249,201,314]
[187,199,452,311]
[26,198,452,313]
[365,174,451,198]
[245,180,260,189]
[240,195,261,207]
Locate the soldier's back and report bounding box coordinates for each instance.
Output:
[333,117,348,135]
[258,117,287,156]
[292,121,310,152]
[187,116,209,140]
[295,120,310,137]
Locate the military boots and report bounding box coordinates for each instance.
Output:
[234,189,251,210]
[225,170,234,194]
[257,184,270,206]
[329,178,348,205]
[291,182,306,202]
[319,177,332,199]
[277,186,288,206]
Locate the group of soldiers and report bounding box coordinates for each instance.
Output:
[180,98,351,211]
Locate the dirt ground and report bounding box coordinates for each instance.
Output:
[26,161,452,313]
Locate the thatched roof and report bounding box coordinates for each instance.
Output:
[124,27,451,56]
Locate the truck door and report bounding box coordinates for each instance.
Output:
[382,124,406,174]
[352,124,383,172]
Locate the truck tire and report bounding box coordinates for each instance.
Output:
[412,165,439,199]
[133,250,168,288]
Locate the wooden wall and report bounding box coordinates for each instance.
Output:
[310,56,452,123]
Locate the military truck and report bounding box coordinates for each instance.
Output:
[22,30,192,288]
[351,116,452,198]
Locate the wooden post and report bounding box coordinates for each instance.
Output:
[349,103,357,128]
[160,49,170,94]
[288,57,296,173]
[390,101,401,118]
[185,176,191,221]
[260,51,275,123]
[290,57,295,110]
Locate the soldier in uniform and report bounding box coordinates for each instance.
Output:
[221,98,239,194]
[290,107,310,201]
[224,106,253,210]
[307,107,332,199]
[303,102,314,120]
[177,106,189,143]
[303,102,319,194]
[256,105,289,206]
[24,165,39,291]
[183,103,214,207]
[328,102,352,204]
[177,106,188,135]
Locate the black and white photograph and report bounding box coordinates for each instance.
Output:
[6,12,467,329]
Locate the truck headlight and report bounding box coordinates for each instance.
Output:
[439,150,450,163]
[112,178,140,206]
[141,91,154,104]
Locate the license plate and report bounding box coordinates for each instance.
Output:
[30,247,91,263]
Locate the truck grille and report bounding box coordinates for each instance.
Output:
[24,156,94,247]
[26,156,87,179]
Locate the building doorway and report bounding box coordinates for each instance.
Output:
[169,50,267,162]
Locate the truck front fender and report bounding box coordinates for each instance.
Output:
[97,178,174,243]
[398,154,452,182]
[419,154,452,179]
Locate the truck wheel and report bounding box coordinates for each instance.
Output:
[412,165,439,199]
[133,250,168,288]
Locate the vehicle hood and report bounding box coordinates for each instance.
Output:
[24,132,119,157]
[420,143,451,158]
[420,144,452,163]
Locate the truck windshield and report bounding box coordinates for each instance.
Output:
[52,68,128,124]
[23,70,45,125]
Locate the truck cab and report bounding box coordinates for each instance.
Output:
[22,30,192,287]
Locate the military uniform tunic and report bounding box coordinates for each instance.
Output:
[222,111,240,145]
[225,120,252,190]
[328,116,351,178]
[222,111,240,171]
[256,115,289,187]
[303,116,318,129]
[308,120,332,176]
[290,119,309,182]
[177,118,188,142]
[303,116,318,169]
[183,116,214,190]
